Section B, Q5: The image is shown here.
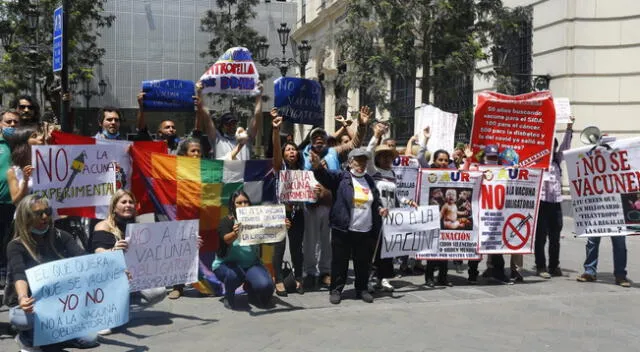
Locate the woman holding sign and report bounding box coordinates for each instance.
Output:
[90,190,166,334]
[271,109,305,296]
[6,194,99,351]
[213,190,279,310]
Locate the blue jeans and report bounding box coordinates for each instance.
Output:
[583,236,627,278]
[214,262,274,307]
[10,306,97,348]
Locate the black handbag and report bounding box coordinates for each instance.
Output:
[281,261,297,293]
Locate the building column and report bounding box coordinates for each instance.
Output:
[323,76,336,133]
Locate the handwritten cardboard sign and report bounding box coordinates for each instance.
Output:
[32,145,117,213]
[199,47,260,96]
[274,77,323,126]
[141,79,195,112]
[381,206,440,258]
[278,170,318,203]
[25,251,129,346]
[236,205,287,245]
[124,220,199,292]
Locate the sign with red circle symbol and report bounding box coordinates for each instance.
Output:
[502,213,533,251]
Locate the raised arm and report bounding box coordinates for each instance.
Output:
[415,126,431,168]
[271,108,284,171]
[333,106,370,155]
[557,116,574,159]
[196,81,217,145]
[136,91,146,131]
[248,82,264,141]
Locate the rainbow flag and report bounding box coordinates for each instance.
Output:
[130,148,277,295]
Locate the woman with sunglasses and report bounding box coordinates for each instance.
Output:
[6,195,99,351]
[213,190,279,310]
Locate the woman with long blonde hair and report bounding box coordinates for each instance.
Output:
[6,194,98,351]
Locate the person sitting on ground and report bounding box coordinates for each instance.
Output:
[6,194,99,351]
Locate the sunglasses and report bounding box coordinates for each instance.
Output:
[33,207,52,217]
[18,104,33,110]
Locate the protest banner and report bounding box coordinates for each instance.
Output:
[274,77,323,126]
[125,220,199,292]
[553,97,572,124]
[236,204,287,245]
[477,167,543,254]
[278,170,318,203]
[381,205,440,258]
[32,145,117,213]
[141,79,195,112]
[416,169,483,260]
[564,138,640,237]
[414,104,458,154]
[471,91,556,169]
[392,156,420,201]
[25,251,129,346]
[199,47,260,96]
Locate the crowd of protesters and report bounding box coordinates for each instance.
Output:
[0,85,633,351]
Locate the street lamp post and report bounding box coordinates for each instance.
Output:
[255,23,312,78]
[70,77,107,108]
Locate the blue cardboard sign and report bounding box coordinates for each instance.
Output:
[274,77,323,126]
[52,6,63,72]
[141,79,196,112]
[25,251,130,346]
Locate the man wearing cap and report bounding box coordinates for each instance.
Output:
[300,107,369,289]
[197,82,263,160]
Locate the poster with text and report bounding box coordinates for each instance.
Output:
[32,145,117,213]
[381,206,440,258]
[141,79,195,112]
[125,220,199,292]
[564,138,640,237]
[478,167,543,254]
[274,77,323,126]
[471,91,556,169]
[414,104,458,155]
[278,170,318,203]
[237,204,287,245]
[199,47,260,96]
[25,251,129,346]
[416,169,483,260]
[392,156,420,202]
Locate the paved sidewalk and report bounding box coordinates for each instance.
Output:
[1,216,639,351]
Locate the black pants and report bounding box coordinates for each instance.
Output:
[535,201,563,271]
[490,254,506,277]
[0,203,15,268]
[272,210,304,282]
[371,232,394,279]
[468,260,480,278]
[425,261,448,282]
[331,229,372,293]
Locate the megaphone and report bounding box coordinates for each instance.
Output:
[580,126,601,145]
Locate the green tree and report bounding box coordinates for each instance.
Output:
[200,0,267,118]
[336,0,519,138]
[0,0,114,116]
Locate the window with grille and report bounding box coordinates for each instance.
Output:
[493,7,533,95]
[389,72,416,143]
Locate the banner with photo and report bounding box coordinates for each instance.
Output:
[471,91,556,169]
[416,169,483,260]
[477,167,543,254]
[381,206,440,258]
[199,47,260,96]
[564,138,640,237]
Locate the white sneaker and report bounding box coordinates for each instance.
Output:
[97,328,113,336]
[380,278,394,292]
[15,335,42,352]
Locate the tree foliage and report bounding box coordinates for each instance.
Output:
[200,0,267,116]
[0,0,114,115]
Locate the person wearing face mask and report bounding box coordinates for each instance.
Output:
[0,110,19,288]
[6,195,99,351]
[90,190,166,335]
[94,107,123,140]
[311,147,388,304]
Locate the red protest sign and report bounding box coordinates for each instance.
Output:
[471,91,556,169]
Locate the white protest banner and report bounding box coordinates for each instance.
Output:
[416,169,482,260]
[392,155,420,201]
[414,104,458,155]
[381,206,440,258]
[32,145,117,213]
[564,138,640,237]
[125,220,199,292]
[25,251,129,346]
[199,47,260,96]
[478,167,543,254]
[237,204,287,245]
[278,170,318,203]
[553,97,572,124]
